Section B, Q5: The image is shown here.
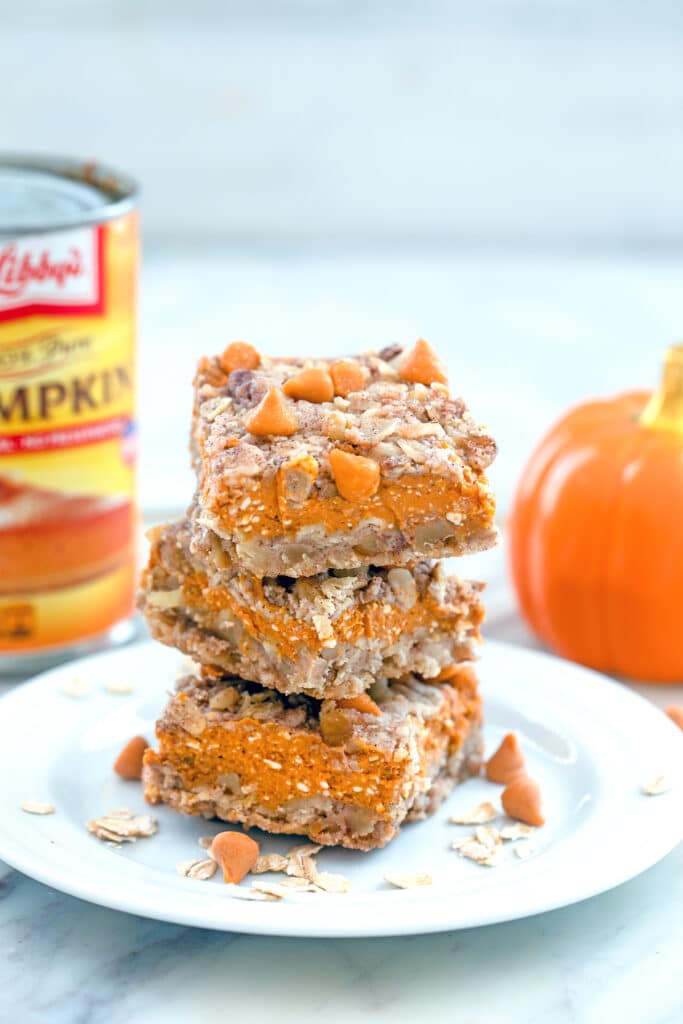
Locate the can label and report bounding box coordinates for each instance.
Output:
[0,213,137,652]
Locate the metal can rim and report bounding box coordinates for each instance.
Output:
[0,153,139,236]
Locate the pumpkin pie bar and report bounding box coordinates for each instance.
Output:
[142,664,483,851]
[139,517,485,700]
[192,339,497,577]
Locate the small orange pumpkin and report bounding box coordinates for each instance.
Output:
[508,345,683,682]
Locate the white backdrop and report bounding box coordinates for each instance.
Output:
[3,0,683,248]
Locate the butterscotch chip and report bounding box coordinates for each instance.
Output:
[665,705,683,732]
[210,831,260,883]
[330,359,368,397]
[219,341,260,376]
[328,448,380,501]
[113,735,148,780]
[399,338,448,386]
[336,693,382,717]
[485,733,525,785]
[244,387,298,436]
[501,775,545,827]
[284,368,334,404]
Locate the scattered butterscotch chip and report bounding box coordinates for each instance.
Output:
[104,681,135,695]
[500,822,535,841]
[284,368,334,404]
[665,705,683,732]
[399,338,448,386]
[176,858,218,880]
[501,775,545,827]
[244,387,298,436]
[328,448,380,501]
[384,872,432,889]
[642,775,673,796]
[62,677,90,699]
[219,341,260,376]
[87,808,158,843]
[336,693,382,717]
[486,733,526,785]
[20,801,55,815]
[210,831,260,883]
[449,801,497,825]
[330,359,368,397]
[113,735,148,780]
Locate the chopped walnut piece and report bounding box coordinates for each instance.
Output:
[176,858,218,880]
[319,706,353,746]
[20,801,55,815]
[384,872,432,889]
[244,387,298,436]
[399,338,448,386]
[219,341,260,376]
[387,568,418,610]
[449,801,497,825]
[278,454,318,504]
[87,808,158,843]
[336,693,382,717]
[284,368,334,403]
[328,448,380,501]
[642,775,673,796]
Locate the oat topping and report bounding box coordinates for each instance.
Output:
[104,681,135,695]
[62,677,90,699]
[86,808,157,843]
[176,858,217,880]
[642,774,673,796]
[20,801,55,815]
[499,823,535,841]
[454,839,501,867]
[449,801,497,825]
[384,872,433,889]
[252,853,290,874]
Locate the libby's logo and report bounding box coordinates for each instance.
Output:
[0,227,104,321]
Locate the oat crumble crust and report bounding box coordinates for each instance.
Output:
[191,345,497,576]
[138,516,485,699]
[143,665,483,851]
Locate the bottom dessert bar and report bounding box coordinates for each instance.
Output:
[143,665,483,851]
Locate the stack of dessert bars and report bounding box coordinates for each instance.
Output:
[139,339,497,850]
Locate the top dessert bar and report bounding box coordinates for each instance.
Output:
[192,339,497,578]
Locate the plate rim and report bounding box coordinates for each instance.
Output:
[0,638,681,937]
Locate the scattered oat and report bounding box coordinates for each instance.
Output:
[62,677,90,699]
[455,840,500,867]
[252,853,290,874]
[249,881,288,899]
[224,883,280,902]
[500,823,536,841]
[20,801,54,815]
[284,843,323,881]
[313,872,351,894]
[384,872,432,889]
[642,775,673,796]
[86,808,157,843]
[198,835,214,850]
[176,858,217,880]
[513,843,536,860]
[449,802,497,825]
[104,681,135,695]
[278,876,318,890]
[474,825,502,851]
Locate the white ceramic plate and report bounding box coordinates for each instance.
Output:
[0,640,681,937]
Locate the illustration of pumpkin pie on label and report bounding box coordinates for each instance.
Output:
[0,476,133,594]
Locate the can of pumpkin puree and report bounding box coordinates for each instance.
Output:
[0,155,139,673]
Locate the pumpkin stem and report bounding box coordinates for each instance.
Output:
[640,344,683,434]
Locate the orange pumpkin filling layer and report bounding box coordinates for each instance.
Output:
[203,467,494,542]
[178,568,481,662]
